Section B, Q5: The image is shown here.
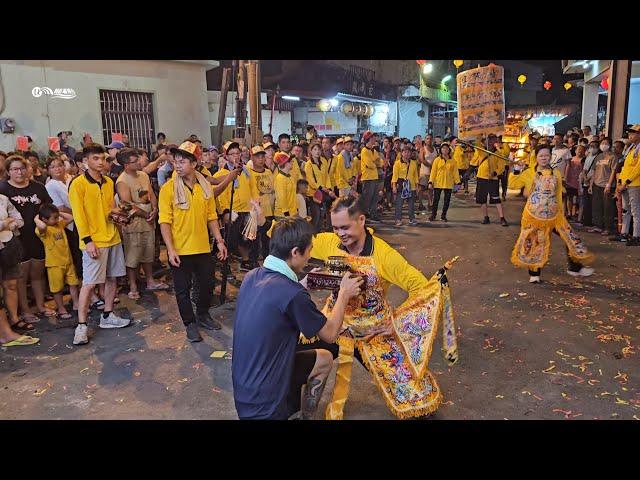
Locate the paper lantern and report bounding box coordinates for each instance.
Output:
[517,74,527,86]
[564,82,572,91]
[544,81,552,91]
[416,60,427,65]
[601,76,609,90]
[453,60,464,69]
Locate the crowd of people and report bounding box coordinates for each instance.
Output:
[0,122,638,420]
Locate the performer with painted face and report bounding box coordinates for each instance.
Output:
[511,144,595,283]
[306,194,459,419]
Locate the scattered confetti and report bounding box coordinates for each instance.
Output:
[210,350,227,358]
[499,293,510,298]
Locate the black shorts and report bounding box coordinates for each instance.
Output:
[476,178,501,205]
[19,234,45,262]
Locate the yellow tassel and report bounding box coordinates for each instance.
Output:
[325,336,355,420]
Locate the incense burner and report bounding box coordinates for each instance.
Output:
[307,256,366,291]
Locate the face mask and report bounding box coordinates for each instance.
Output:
[600,144,610,152]
[589,148,598,155]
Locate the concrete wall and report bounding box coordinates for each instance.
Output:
[0,60,210,153]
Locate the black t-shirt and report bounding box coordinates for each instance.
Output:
[0,180,52,244]
[232,267,327,419]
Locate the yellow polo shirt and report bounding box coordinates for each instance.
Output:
[68,173,121,249]
[429,156,461,189]
[360,147,381,181]
[620,144,640,187]
[212,167,231,214]
[274,170,297,217]
[158,178,218,256]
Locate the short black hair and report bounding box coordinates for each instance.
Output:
[296,179,308,190]
[535,144,552,155]
[263,134,273,141]
[73,152,85,164]
[269,217,316,260]
[24,151,39,161]
[278,133,291,143]
[83,143,106,158]
[569,132,580,143]
[117,148,140,165]
[157,132,166,140]
[330,194,366,218]
[39,203,59,220]
[45,156,64,169]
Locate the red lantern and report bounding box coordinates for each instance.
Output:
[601,76,609,90]
[416,60,427,65]
[544,81,552,91]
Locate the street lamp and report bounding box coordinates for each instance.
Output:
[422,63,433,75]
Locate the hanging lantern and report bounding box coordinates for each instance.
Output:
[453,59,464,70]
[517,74,527,86]
[564,82,572,91]
[601,76,609,90]
[416,60,427,65]
[544,81,552,91]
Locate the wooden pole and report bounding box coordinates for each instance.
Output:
[234,60,247,142]
[216,67,231,149]
[246,60,259,146]
[256,60,263,131]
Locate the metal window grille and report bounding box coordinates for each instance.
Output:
[99,90,156,152]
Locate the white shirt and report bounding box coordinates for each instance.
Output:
[551,146,572,178]
[45,176,74,231]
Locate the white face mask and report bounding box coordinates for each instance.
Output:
[600,144,610,152]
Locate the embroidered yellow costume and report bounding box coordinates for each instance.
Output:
[511,168,594,270]
[307,231,458,420]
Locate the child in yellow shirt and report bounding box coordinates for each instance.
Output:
[34,204,79,322]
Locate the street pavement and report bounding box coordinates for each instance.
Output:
[1,188,638,420]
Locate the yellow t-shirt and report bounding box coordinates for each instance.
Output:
[360,147,381,181]
[233,169,258,213]
[476,152,500,180]
[429,156,461,189]
[290,158,303,186]
[620,144,640,187]
[325,156,337,189]
[36,220,72,267]
[68,173,121,250]
[212,167,231,214]
[310,230,429,297]
[158,178,218,256]
[453,145,468,170]
[304,159,329,197]
[250,168,275,217]
[274,170,297,217]
[334,152,354,189]
[391,159,419,190]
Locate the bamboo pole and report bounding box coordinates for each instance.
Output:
[216,67,231,149]
[246,60,259,146]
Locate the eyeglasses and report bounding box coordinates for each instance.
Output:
[9,167,27,172]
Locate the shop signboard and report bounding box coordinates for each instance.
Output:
[308,111,357,136]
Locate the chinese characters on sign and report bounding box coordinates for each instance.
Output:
[456,64,505,138]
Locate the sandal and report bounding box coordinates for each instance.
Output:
[1,335,40,347]
[10,319,35,332]
[90,300,105,311]
[58,312,73,320]
[146,282,169,291]
[20,313,41,324]
[39,308,57,317]
[128,291,141,300]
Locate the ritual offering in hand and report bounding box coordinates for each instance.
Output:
[307,256,366,291]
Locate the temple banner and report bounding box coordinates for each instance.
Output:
[456,64,505,139]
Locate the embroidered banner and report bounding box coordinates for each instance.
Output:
[457,64,505,138]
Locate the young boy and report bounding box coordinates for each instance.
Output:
[297,179,309,219]
[34,204,79,322]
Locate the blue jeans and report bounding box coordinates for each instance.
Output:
[394,181,415,221]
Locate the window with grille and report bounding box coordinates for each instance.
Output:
[99,90,156,153]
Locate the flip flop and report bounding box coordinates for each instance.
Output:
[2,335,40,347]
[39,309,57,317]
[20,313,41,324]
[10,319,35,332]
[58,312,73,320]
[90,300,105,311]
[128,291,141,300]
[146,282,169,291]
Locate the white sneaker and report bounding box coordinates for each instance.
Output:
[567,267,594,277]
[99,312,131,329]
[73,323,89,345]
[529,276,541,283]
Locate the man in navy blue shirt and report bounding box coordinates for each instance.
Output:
[232,217,362,420]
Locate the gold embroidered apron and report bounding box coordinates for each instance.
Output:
[511,170,594,270]
[313,254,458,420]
